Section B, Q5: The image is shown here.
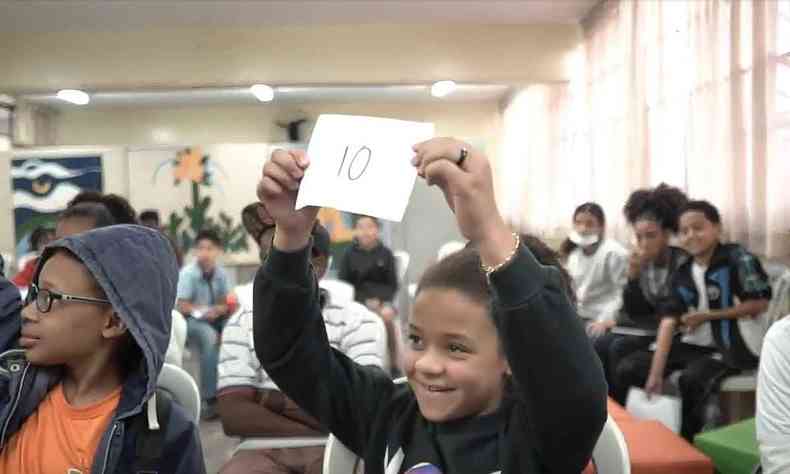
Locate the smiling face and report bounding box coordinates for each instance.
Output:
[679,210,721,259]
[404,288,508,423]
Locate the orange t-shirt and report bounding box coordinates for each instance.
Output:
[0,383,122,474]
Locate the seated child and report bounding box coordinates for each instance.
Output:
[0,225,205,473]
[616,200,771,440]
[561,202,629,339]
[56,199,188,370]
[217,218,388,474]
[253,138,608,473]
[599,184,690,402]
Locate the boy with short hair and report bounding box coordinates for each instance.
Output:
[217,217,388,474]
[618,200,772,439]
[140,209,162,229]
[339,215,399,310]
[0,224,205,473]
[177,228,230,419]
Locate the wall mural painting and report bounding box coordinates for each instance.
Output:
[11,156,103,257]
[155,147,248,253]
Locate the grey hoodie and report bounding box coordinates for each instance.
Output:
[0,224,206,473]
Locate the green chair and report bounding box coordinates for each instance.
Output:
[694,418,761,474]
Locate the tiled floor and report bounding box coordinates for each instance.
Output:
[184,354,239,473]
[199,417,239,474]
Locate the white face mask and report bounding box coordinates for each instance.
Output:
[569,229,600,247]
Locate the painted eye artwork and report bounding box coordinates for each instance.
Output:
[405,463,443,474]
[11,156,103,257]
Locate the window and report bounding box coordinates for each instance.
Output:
[777,0,790,126]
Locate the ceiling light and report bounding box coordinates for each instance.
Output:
[250,84,275,102]
[56,89,90,105]
[431,80,457,98]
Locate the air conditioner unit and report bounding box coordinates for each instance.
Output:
[12,102,55,147]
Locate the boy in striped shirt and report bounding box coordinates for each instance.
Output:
[216,216,388,474]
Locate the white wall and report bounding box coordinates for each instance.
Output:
[1,19,577,285]
[2,101,503,271]
[51,101,502,147]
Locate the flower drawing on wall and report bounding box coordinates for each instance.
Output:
[156,147,248,253]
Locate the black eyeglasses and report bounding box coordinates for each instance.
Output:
[26,283,111,314]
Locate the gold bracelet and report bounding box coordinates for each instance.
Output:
[481,232,520,275]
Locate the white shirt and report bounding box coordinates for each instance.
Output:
[567,239,629,322]
[683,262,714,347]
[757,315,790,474]
[219,283,389,392]
[217,281,389,449]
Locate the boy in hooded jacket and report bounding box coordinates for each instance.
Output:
[0,224,205,474]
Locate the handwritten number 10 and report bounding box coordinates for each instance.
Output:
[338,146,372,181]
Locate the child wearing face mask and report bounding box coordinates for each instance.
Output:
[253,138,607,473]
[561,203,629,339]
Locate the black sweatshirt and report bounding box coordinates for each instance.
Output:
[253,243,607,473]
[338,240,399,303]
[621,246,689,328]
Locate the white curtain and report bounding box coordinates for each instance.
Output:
[500,0,790,258]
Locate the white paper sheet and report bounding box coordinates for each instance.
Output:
[626,387,683,433]
[295,114,434,222]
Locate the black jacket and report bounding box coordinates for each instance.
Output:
[0,277,21,352]
[657,243,772,369]
[338,240,399,303]
[621,246,689,328]
[254,243,608,473]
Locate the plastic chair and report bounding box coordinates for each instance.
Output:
[592,415,631,474]
[157,362,201,424]
[721,372,758,392]
[718,262,789,424]
[322,435,360,474]
[164,310,188,368]
[393,250,410,283]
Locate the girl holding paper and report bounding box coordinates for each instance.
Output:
[253,138,607,473]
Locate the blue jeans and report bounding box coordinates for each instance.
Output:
[186,317,225,401]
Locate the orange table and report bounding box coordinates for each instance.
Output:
[606,399,714,474]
